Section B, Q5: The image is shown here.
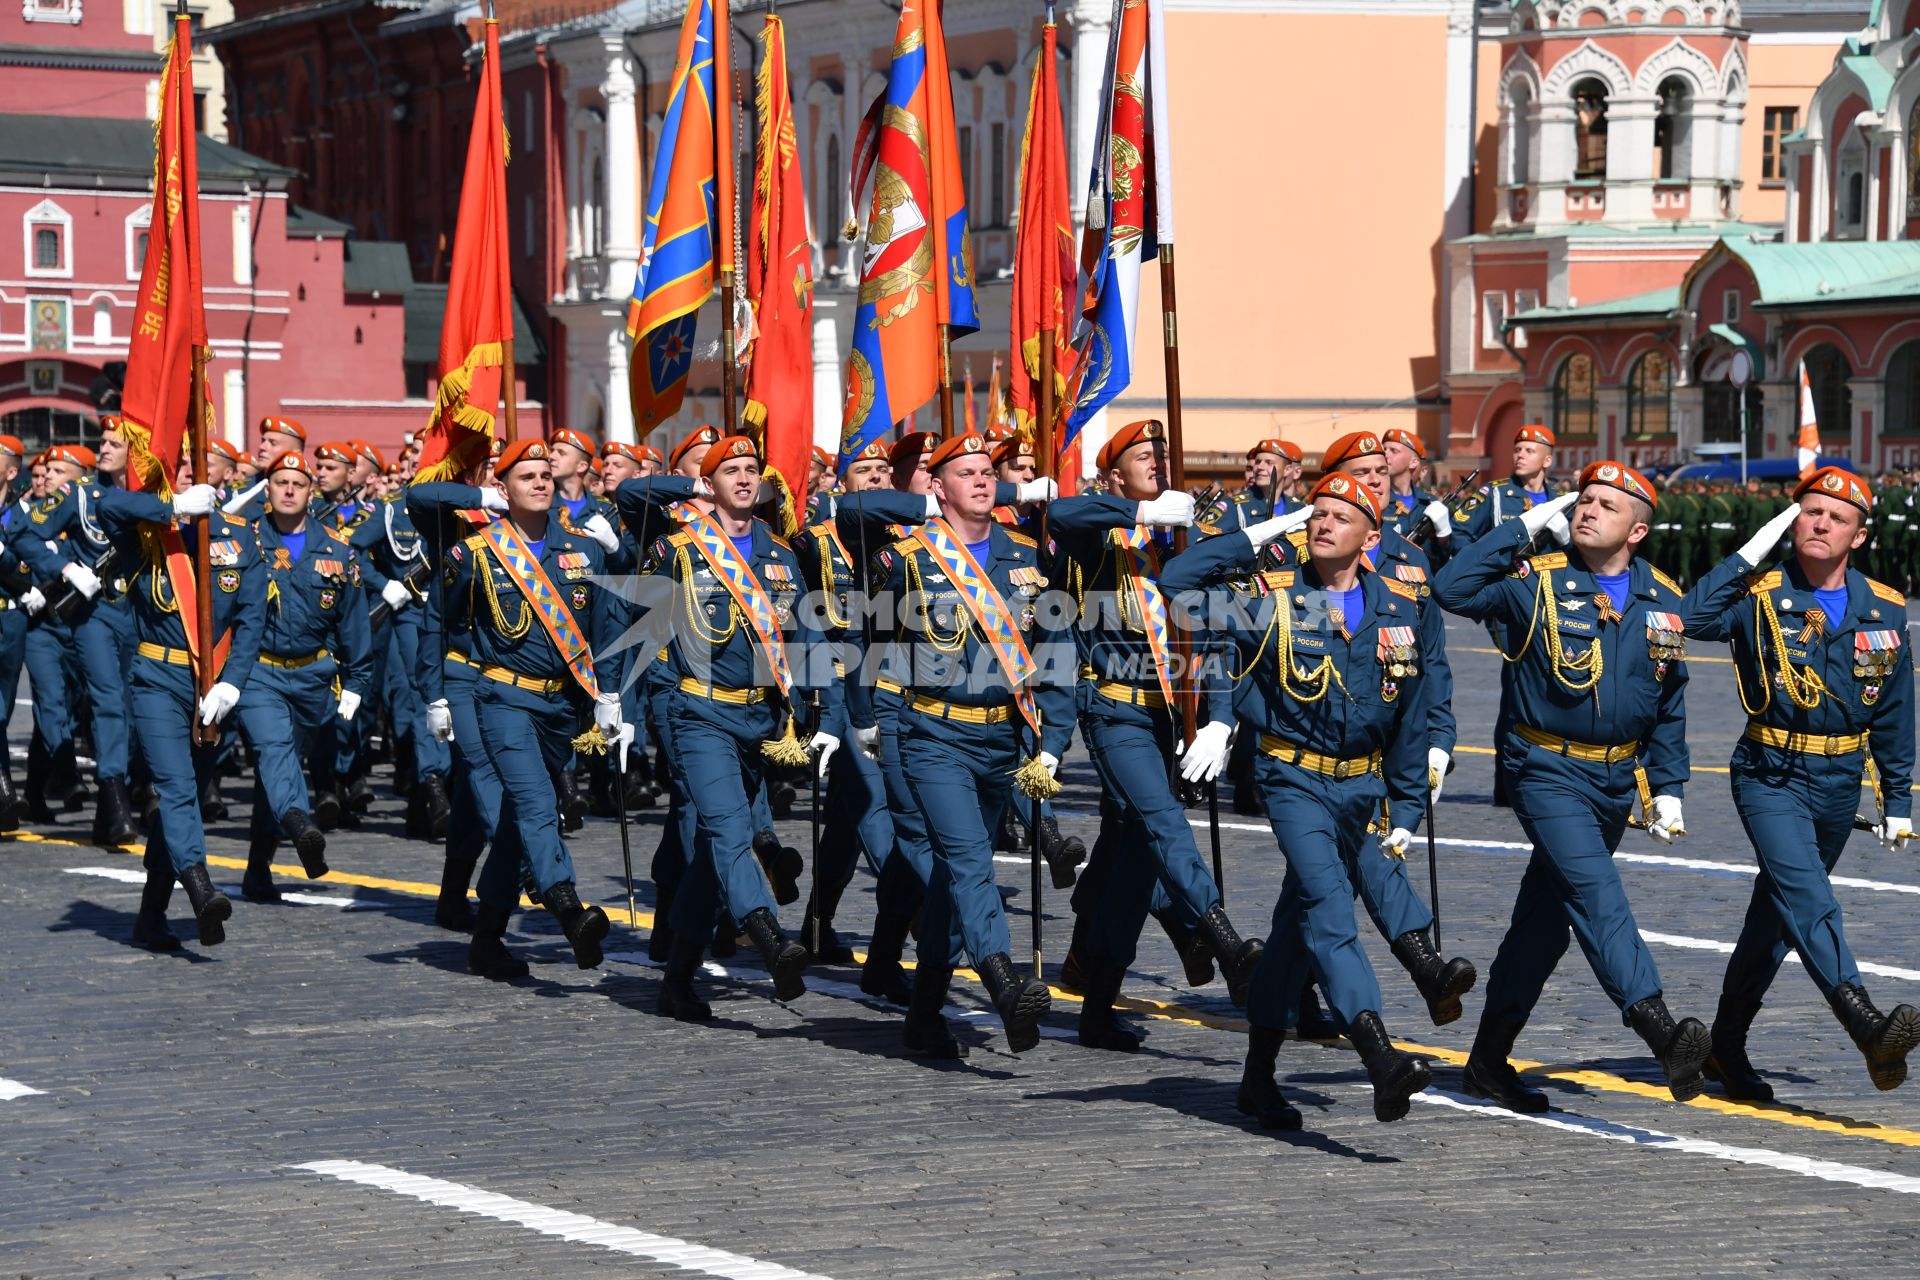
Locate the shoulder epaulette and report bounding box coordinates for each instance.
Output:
[804,521,833,539]
[1869,577,1906,606]
[1384,578,1419,601]
[1649,566,1683,596]
[1262,569,1295,590]
[1748,568,1782,593]
[1530,551,1567,571]
[462,532,487,553]
[666,530,694,548]
[1005,530,1038,548]
[1284,528,1308,550]
[323,525,352,545]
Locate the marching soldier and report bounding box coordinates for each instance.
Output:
[1160,472,1435,1127]
[1381,428,1452,563]
[223,415,306,520]
[235,452,375,901]
[1204,438,1297,534]
[1685,468,1919,1098]
[442,438,626,978]
[1434,463,1714,1110]
[1048,418,1265,1049]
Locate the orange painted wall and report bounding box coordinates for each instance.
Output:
[1743,40,1841,224]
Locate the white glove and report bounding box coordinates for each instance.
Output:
[478,487,510,513]
[1015,478,1058,504]
[809,731,841,779]
[197,681,239,726]
[337,689,362,723]
[1039,751,1060,780]
[615,722,636,771]
[380,579,412,612]
[19,587,44,616]
[920,494,943,518]
[61,562,101,599]
[1546,512,1572,546]
[593,692,623,737]
[1138,491,1197,528]
[1243,505,1313,550]
[855,724,880,762]
[1737,502,1802,566]
[1647,794,1686,844]
[580,513,620,552]
[1380,827,1414,860]
[692,476,715,498]
[1519,491,1579,540]
[1875,815,1913,854]
[222,478,268,515]
[1177,720,1232,784]
[1423,499,1452,541]
[1427,747,1451,804]
[426,698,454,743]
[170,484,218,518]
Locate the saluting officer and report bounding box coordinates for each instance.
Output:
[442,438,625,978]
[1434,462,1713,1111]
[1380,428,1451,563]
[97,474,266,950]
[1685,468,1919,1098]
[1161,472,1435,1128]
[234,452,374,901]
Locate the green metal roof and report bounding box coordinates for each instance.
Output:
[1511,286,1679,326]
[1839,54,1896,111]
[1698,237,1920,308]
[342,240,414,296]
[1455,221,1775,245]
[287,205,353,238]
[0,113,297,190]
[404,285,543,364]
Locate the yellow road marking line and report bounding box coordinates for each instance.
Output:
[20,829,1920,1149]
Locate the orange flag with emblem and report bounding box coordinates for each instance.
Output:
[1009,21,1076,494]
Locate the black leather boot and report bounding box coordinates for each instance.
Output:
[130,865,180,952]
[1037,815,1085,889]
[1198,906,1263,1009]
[24,736,55,823]
[310,783,342,832]
[801,905,855,965]
[1058,913,1090,994]
[540,881,610,970]
[420,771,451,841]
[978,952,1050,1053]
[434,857,476,931]
[1295,981,1342,1039]
[1704,993,1772,1101]
[1346,1010,1432,1122]
[1155,910,1214,988]
[1830,983,1920,1092]
[1236,1026,1303,1130]
[902,965,964,1059]
[752,830,803,906]
[658,935,713,1022]
[467,904,529,980]
[558,766,586,832]
[1461,1018,1549,1113]
[1076,961,1142,1053]
[53,740,87,811]
[1390,928,1478,1026]
[647,883,675,962]
[242,834,282,903]
[345,773,375,814]
[742,907,808,1000]
[859,909,914,1005]
[710,913,738,958]
[177,862,231,947]
[282,809,329,879]
[199,775,227,821]
[623,770,657,811]
[91,776,139,846]
[769,779,796,819]
[0,769,29,832]
[1627,996,1714,1101]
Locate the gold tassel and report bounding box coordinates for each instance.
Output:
[571,726,609,756]
[1013,755,1062,800]
[760,713,812,766]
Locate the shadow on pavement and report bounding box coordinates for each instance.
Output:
[1025,1075,1402,1163]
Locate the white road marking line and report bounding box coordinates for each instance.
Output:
[293,1159,835,1279]
[63,865,365,909]
[1639,930,1920,982]
[1415,1089,1920,1196]
[1,1077,44,1101]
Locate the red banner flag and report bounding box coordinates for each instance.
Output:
[120,12,208,498]
[743,13,814,537]
[415,18,514,483]
[1009,21,1077,492]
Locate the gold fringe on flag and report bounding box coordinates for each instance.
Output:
[1013,755,1062,800]
[413,340,505,483]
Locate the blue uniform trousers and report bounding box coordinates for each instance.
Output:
[128,656,214,875]
[389,613,449,778]
[1072,693,1222,970]
[472,679,581,910]
[444,659,500,859]
[1480,740,1664,1028]
[901,709,1023,968]
[663,688,781,943]
[235,657,340,837]
[1245,760,1388,1031]
[646,673,697,901]
[1352,822,1434,942]
[1722,745,1866,1003]
[0,609,26,772]
[875,691,935,903]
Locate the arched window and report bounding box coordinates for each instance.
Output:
[1553,352,1599,439]
[1572,78,1609,181]
[1837,134,1867,232]
[91,300,112,344]
[1507,82,1533,186]
[1804,344,1853,437]
[1654,77,1691,180]
[1886,341,1920,436]
[1626,350,1673,440]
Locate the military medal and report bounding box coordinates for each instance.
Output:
[1377,625,1417,702]
[1645,610,1685,681]
[1857,629,1901,706]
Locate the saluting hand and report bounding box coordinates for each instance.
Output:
[1736,502,1801,566]
[1138,490,1197,529]
[170,484,218,518]
[579,514,621,553]
[1519,491,1579,541]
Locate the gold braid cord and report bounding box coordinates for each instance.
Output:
[1735,590,1827,715]
[1536,574,1602,695]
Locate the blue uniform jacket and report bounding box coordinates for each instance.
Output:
[253,518,375,698]
[18,478,120,585]
[793,515,862,737]
[1684,553,1915,820]
[349,496,431,607]
[1431,517,1690,796]
[1453,476,1555,543]
[556,489,633,574]
[405,482,495,705]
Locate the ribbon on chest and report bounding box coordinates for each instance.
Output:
[479,521,600,698]
[681,512,795,696]
[912,519,1041,736]
[1113,526,1176,707]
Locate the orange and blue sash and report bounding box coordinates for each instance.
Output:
[912,518,1039,734]
[479,520,599,698]
[681,512,794,695]
[1113,526,1174,708]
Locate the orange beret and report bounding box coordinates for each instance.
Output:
[207,438,242,464]
[496,438,551,475]
[1382,428,1425,459]
[549,428,596,457]
[99,414,126,437]
[1794,465,1872,515]
[313,441,354,464]
[489,436,506,459]
[811,445,833,469]
[265,451,312,478]
[992,435,1037,469]
[359,442,387,472]
[984,422,1017,445]
[587,455,603,475]
[1578,461,1657,511]
[636,444,664,465]
[670,425,721,471]
[0,435,22,458]
[889,431,935,469]
[1098,419,1166,472]
[601,441,642,464]
[1309,471,1381,526]
[1516,424,1555,448]
[843,438,890,470]
[700,435,760,477]
[258,416,306,443]
[47,444,95,470]
[1247,437,1287,461]
[928,433,991,472]
[1321,431,1385,471]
